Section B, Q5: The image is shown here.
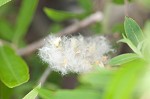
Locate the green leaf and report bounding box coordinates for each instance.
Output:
[0,45,29,88]
[0,19,13,41]
[109,53,140,66]
[118,36,142,57]
[104,59,147,99]
[0,0,11,7]
[124,17,144,46]
[79,69,113,89]
[12,0,38,45]
[44,7,84,22]
[78,0,93,12]
[38,88,102,99]
[23,84,41,99]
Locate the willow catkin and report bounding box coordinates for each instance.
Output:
[39,35,112,75]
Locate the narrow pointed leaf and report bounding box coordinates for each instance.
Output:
[23,84,41,99]
[124,17,144,46]
[0,45,29,88]
[44,8,84,22]
[12,0,38,45]
[109,53,139,66]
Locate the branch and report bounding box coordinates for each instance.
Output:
[17,11,103,56]
[37,66,52,86]
[0,39,11,46]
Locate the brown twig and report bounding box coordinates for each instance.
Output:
[0,39,10,46]
[17,11,103,56]
[0,39,4,46]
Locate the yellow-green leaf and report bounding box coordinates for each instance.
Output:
[104,59,147,99]
[12,0,39,45]
[0,45,29,88]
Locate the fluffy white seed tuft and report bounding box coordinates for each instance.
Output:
[39,35,112,75]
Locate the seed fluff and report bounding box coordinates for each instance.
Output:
[39,35,112,75]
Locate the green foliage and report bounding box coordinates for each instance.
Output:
[44,0,93,23]
[104,59,147,99]
[44,0,95,35]
[38,88,102,99]
[124,17,144,47]
[109,53,140,65]
[0,0,11,7]
[109,17,145,65]
[23,84,41,99]
[0,0,150,98]
[79,70,113,89]
[106,16,150,99]
[12,0,38,45]
[44,7,84,22]
[137,66,150,98]
[19,16,148,99]
[0,44,29,88]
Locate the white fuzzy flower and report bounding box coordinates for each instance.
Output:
[39,35,112,75]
